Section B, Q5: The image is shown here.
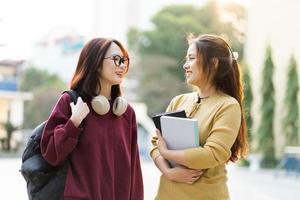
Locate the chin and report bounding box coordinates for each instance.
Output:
[112,78,123,85]
[186,78,193,84]
[186,79,197,86]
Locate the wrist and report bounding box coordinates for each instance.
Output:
[164,168,174,180]
[160,148,169,159]
[70,115,81,127]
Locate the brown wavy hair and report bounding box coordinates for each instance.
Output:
[70,38,129,101]
[188,34,249,162]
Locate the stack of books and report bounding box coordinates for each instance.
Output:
[152,110,199,167]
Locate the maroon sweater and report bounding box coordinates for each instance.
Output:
[40,93,144,200]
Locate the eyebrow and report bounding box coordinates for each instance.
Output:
[111,53,125,57]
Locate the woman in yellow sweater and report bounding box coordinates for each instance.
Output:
[150,34,249,200]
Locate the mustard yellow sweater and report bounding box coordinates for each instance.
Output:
[150,91,241,200]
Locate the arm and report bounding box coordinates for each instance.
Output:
[154,154,203,184]
[150,95,203,184]
[151,130,203,184]
[158,102,242,169]
[130,112,144,200]
[40,94,89,166]
[149,95,180,163]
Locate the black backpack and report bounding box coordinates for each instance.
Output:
[20,90,79,200]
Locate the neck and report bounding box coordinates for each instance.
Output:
[196,84,216,98]
[98,81,112,100]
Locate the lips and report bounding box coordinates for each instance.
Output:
[115,72,124,78]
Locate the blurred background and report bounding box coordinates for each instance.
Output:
[0,0,300,199]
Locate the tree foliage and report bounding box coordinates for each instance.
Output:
[1,119,18,151]
[243,64,253,143]
[282,55,299,146]
[127,1,245,115]
[20,67,67,128]
[257,46,277,168]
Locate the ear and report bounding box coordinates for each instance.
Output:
[211,57,219,71]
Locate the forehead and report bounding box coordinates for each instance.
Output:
[105,42,123,56]
[187,43,197,55]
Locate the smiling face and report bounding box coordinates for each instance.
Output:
[183,43,207,87]
[100,42,128,87]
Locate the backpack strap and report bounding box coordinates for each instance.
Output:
[63,90,79,104]
[63,90,85,129]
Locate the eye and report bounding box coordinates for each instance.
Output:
[113,55,122,64]
[186,57,195,62]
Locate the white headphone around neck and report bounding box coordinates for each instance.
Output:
[91,95,128,116]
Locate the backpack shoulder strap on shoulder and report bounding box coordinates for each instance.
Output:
[63,90,85,129]
[63,90,79,104]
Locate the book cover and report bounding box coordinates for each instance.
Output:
[160,116,199,167]
[152,110,187,132]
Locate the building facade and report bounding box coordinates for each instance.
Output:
[0,59,32,147]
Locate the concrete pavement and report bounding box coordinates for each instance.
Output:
[0,157,299,200]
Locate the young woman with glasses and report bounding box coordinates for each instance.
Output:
[40,38,144,200]
[150,34,248,200]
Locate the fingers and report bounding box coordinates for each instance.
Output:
[155,129,161,135]
[186,176,200,185]
[191,170,204,176]
[77,96,83,103]
[71,97,82,107]
[156,129,162,139]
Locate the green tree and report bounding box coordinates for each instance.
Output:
[243,64,253,142]
[127,1,245,115]
[1,119,18,151]
[237,64,252,166]
[19,67,67,128]
[257,46,277,168]
[282,55,299,146]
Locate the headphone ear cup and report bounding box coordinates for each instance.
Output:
[91,95,110,115]
[112,97,128,116]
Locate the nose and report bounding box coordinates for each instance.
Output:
[183,62,190,70]
[118,63,127,70]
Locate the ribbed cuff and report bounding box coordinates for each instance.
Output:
[65,119,82,138]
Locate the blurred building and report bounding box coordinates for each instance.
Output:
[30,27,84,83]
[0,59,32,144]
[245,0,300,155]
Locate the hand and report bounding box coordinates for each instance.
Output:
[156,129,168,155]
[165,165,204,185]
[70,97,90,127]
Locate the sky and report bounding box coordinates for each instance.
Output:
[0,0,92,59]
[0,0,250,60]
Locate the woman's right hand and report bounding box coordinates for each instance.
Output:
[165,165,204,185]
[70,97,90,127]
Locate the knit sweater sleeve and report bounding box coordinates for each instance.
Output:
[40,93,82,166]
[130,110,144,200]
[183,101,241,169]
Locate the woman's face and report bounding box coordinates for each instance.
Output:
[100,42,128,87]
[183,43,205,87]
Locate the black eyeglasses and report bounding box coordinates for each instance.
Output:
[104,55,129,68]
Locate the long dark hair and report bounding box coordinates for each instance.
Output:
[70,38,129,101]
[188,34,249,162]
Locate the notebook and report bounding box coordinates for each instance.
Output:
[152,110,187,132]
[160,116,199,167]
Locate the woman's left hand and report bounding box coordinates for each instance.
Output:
[156,129,168,155]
